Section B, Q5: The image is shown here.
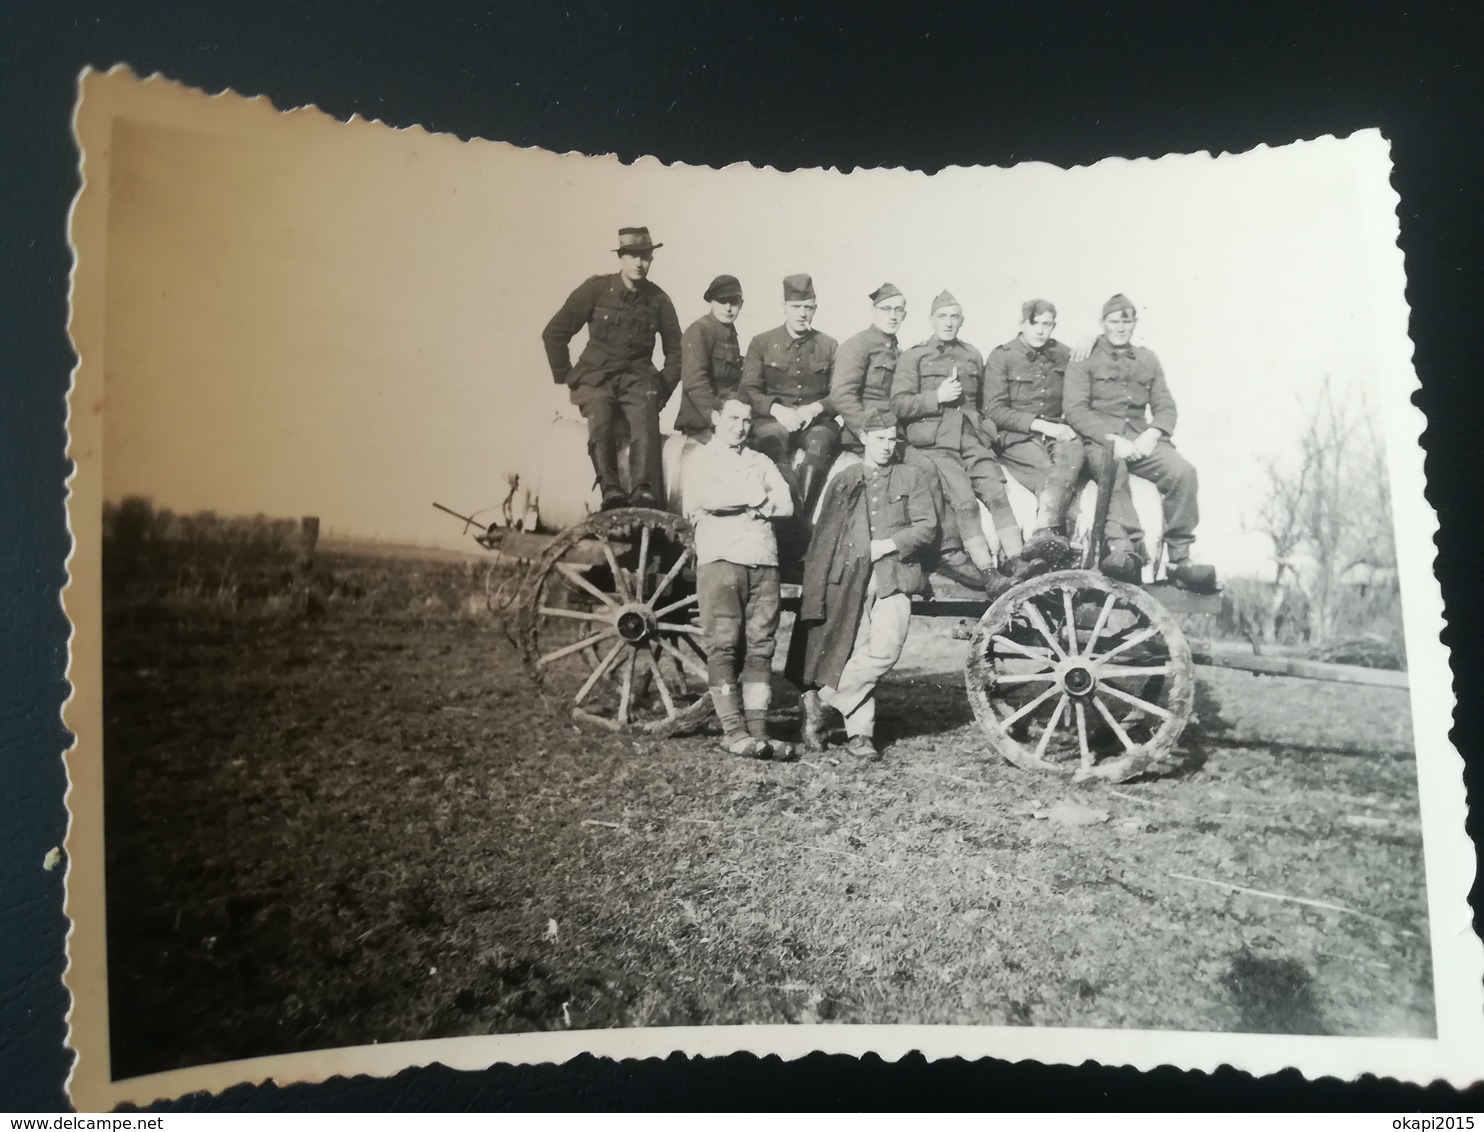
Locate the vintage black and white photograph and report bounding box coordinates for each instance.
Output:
[62,69,1478,1107]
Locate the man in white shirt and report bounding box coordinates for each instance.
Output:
[683,396,798,758]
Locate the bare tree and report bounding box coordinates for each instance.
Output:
[1250,375,1396,645]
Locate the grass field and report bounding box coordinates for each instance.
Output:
[101,551,1433,1080]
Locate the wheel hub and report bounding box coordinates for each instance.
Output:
[615,604,656,644]
[1060,662,1096,697]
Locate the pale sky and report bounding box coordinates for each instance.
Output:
[94,76,1407,578]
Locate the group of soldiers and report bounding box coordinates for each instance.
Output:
[543,227,1217,762]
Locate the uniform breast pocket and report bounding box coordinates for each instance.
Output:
[1129,373,1153,407]
[886,490,913,528]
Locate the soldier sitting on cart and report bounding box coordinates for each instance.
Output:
[674,274,746,443]
[541,226,682,512]
[788,405,938,761]
[739,273,840,517]
[982,299,1085,552]
[1063,293,1217,591]
[891,290,1025,579]
[682,395,797,760]
[831,282,906,451]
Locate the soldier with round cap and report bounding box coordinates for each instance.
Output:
[739,273,840,516]
[982,298,1085,549]
[541,227,682,511]
[786,404,938,761]
[891,290,1024,576]
[1063,294,1216,591]
[674,274,746,441]
[832,282,907,450]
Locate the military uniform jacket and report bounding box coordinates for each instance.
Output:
[831,325,900,447]
[983,337,1072,443]
[541,273,683,394]
[890,337,992,450]
[739,325,839,418]
[1063,337,1178,442]
[674,313,743,434]
[788,460,938,691]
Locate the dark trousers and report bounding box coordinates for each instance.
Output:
[751,416,841,484]
[569,370,664,498]
[998,434,1086,533]
[911,430,1020,546]
[1084,437,1199,560]
[698,561,782,687]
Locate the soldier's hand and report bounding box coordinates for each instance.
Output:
[869,538,898,562]
[1131,427,1162,460]
[1034,419,1078,443]
[1070,334,1096,363]
[770,404,802,431]
[1106,433,1136,461]
[936,374,963,405]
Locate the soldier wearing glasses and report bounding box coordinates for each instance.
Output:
[831,283,907,449]
[542,227,682,511]
[982,299,1084,549]
[1063,294,1216,591]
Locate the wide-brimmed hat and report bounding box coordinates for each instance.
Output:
[613,227,663,254]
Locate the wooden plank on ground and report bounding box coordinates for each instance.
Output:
[1194,649,1408,689]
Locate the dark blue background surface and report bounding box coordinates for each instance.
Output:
[3,0,1481,1111]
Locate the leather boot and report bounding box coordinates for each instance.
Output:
[799,689,827,752]
[796,461,824,518]
[588,433,625,511]
[1167,560,1219,593]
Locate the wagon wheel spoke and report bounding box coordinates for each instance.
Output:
[1097,681,1174,720]
[657,636,709,681]
[616,649,636,725]
[990,634,1056,666]
[574,639,627,706]
[539,626,619,667]
[654,592,699,619]
[1088,624,1158,665]
[1082,593,1118,658]
[1035,693,1070,759]
[538,605,612,624]
[1075,701,1092,767]
[1091,693,1138,752]
[1096,663,1172,679]
[1061,587,1078,652]
[657,622,703,635]
[1022,603,1068,660]
[634,525,651,603]
[649,549,692,609]
[993,671,1059,686]
[645,644,677,719]
[556,562,619,609]
[1000,682,1061,728]
[600,541,630,604]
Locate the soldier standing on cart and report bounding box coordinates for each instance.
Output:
[982,299,1085,552]
[1063,294,1216,591]
[788,406,938,761]
[541,227,682,511]
[683,396,797,760]
[674,274,746,442]
[739,273,840,517]
[891,290,1024,577]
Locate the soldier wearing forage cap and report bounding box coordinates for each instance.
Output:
[1063,294,1216,591]
[739,274,840,515]
[832,283,907,449]
[674,274,746,441]
[542,227,682,511]
[786,405,938,761]
[890,290,1024,576]
[982,299,1085,547]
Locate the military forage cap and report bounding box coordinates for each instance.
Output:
[931,289,960,314]
[861,404,900,433]
[783,273,817,302]
[704,274,744,303]
[1102,293,1137,319]
[613,227,663,253]
[1022,298,1057,322]
[869,282,903,306]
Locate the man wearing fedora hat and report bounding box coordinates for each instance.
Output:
[739,273,840,517]
[542,227,682,510]
[674,275,746,441]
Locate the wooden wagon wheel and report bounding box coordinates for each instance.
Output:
[964,568,1194,782]
[517,507,713,737]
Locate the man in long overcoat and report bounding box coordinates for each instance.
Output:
[541,227,682,510]
[786,406,938,761]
